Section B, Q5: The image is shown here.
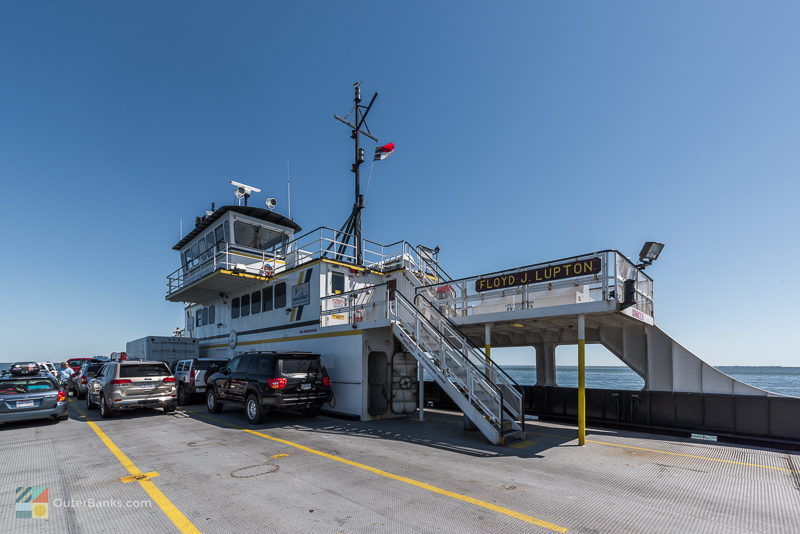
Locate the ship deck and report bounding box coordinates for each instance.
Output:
[2,400,799,533]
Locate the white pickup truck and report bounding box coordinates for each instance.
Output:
[172,358,229,405]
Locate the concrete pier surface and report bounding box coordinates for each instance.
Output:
[1,400,798,533]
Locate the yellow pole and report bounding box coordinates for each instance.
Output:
[577,314,586,445]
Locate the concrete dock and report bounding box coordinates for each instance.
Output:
[1,400,798,533]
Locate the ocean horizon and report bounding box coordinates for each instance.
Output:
[494,365,800,397]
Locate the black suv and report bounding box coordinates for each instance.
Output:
[206,352,332,424]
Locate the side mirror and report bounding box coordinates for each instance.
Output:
[222,368,230,375]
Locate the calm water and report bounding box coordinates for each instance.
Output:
[500,365,800,397]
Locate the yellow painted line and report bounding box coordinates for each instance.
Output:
[86,421,201,534]
[201,328,363,349]
[120,471,160,483]
[586,439,799,474]
[271,454,289,459]
[242,428,568,532]
[509,440,538,449]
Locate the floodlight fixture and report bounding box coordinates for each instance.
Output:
[637,241,664,270]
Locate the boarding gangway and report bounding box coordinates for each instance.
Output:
[389,291,525,446]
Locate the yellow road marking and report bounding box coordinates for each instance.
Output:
[242,429,568,532]
[85,421,200,533]
[509,440,538,449]
[586,439,799,474]
[271,453,289,459]
[184,409,567,531]
[120,472,160,483]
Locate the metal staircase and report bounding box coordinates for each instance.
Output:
[389,291,525,445]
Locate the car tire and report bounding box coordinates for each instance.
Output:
[99,395,114,418]
[163,401,177,414]
[207,388,223,414]
[301,406,322,417]
[245,394,265,424]
[86,392,96,410]
[177,386,187,405]
[57,414,69,421]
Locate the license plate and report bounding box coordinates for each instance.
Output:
[139,384,154,389]
[195,387,205,392]
[16,400,34,408]
[299,383,312,391]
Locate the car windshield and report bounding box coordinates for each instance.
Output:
[86,364,103,375]
[0,378,57,395]
[280,358,322,375]
[119,364,170,378]
[194,360,229,371]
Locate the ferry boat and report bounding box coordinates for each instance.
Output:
[163,84,795,449]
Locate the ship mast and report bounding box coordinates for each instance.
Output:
[333,82,378,265]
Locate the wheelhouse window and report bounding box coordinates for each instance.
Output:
[234,221,286,250]
[241,294,250,317]
[263,286,273,311]
[332,272,345,294]
[232,298,240,319]
[251,290,261,314]
[274,282,286,309]
[214,226,225,252]
[208,305,215,324]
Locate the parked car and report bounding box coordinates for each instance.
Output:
[206,352,332,424]
[68,362,104,400]
[0,367,68,424]
[66,357,101,373]
[173,358,229,405]
[86,361,177,418]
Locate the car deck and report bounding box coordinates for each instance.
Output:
[1,399,798,533]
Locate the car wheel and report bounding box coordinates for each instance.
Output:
[301,406,322,417]
[100,395,114,418]
[57,414,69,421]
[177,386,187,405]
[245,394,265,424]
[207,388,222,414]
[163,401,177,414]
[86,392,96,410]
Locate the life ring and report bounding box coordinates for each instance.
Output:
[261,264,274,277]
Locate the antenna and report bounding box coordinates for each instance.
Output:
[287,159,292,219]
[229,180,262,207]
[332,82,379,265]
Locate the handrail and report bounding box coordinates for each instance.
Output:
[419,248,653,287]
[413,293,520,388]
[411,292,524,427]
[390,292,505,428]
[393,292,505,398]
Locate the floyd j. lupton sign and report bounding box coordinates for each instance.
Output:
[475,257,602,292]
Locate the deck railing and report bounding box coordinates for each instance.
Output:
[166,227,447,298]
[416,250,654,320]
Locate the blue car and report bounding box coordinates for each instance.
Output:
[0,365,68,424]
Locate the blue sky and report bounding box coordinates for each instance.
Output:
[0,2,797,367]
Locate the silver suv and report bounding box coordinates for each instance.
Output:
[86,361,177,418]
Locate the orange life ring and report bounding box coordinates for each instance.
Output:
[261,264,274,277]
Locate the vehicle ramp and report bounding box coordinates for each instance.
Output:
[388,291,525,445]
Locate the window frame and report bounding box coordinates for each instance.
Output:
[274,282,286,309]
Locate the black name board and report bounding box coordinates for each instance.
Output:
[475,257,602,292]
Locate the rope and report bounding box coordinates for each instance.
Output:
[365,156,377,198]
